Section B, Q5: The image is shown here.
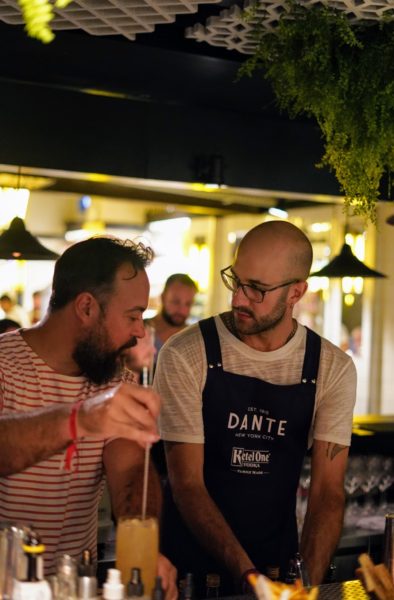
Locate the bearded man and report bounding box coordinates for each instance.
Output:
[0,237,176,600]
[155,221,356,595]
[146,273,198,354]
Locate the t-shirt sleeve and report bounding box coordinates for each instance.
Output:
[312,347,357,447]
[0,366,3,412]
[154,342,205,444]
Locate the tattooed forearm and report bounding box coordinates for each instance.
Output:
[326,443,347,461]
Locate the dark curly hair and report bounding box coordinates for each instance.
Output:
[49,236,154,312]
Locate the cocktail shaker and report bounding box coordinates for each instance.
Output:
[383,513,394,582]
[0,522,32,600]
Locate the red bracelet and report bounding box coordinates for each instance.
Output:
[64,401,83,472]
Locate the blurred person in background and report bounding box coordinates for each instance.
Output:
[122,323,156,384]
[146,274,198,354]
[30,290,44,325]
[0,237,177,599]
[155,221,356,594]
[0,318,21,334]
[147,274,198,481]
[0,293,30,327]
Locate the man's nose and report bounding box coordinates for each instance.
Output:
[134,320,146,338]
[232,285,249,305]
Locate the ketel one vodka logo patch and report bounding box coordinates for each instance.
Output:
[231,447,271,469]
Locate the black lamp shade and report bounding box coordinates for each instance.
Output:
[0,217,59,260]
[310,243,386,278]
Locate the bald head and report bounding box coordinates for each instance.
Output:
[237,221,313,282]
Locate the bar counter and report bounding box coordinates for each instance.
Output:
[221,581,368,600]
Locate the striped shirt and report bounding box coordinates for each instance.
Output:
[0,331,125,575]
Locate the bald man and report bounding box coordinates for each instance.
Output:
[155,221,356,594]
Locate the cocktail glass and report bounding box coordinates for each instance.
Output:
[116,516,158,597]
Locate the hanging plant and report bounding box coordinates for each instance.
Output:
[239,2,394,223]
[18,0,73,43]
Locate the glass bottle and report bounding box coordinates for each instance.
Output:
[12,530,52,600]
[78,549,95,577]
[56,554,77,600]
[181,573,194,600]
[152,576,164,600]
[205,573,220,598]
[127,567,144,599]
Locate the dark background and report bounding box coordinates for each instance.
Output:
[0,14,341,198]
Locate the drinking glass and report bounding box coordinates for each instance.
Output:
[360,455,382,516]
[296,457,311,533]
[378,457,394,515]
[115,516,158,597]
[344,455,363,527]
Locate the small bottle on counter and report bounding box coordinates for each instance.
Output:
[323,563,336,584]
[56,554,78,600]
[78,549,96,578]
[103,569,124,600]
[126,567,151,600]
[12,530,52,600]
[293,553,310,588]
[181,573,194,600]
[205,573,220,598]
[77,550,97,600]
[284,559,297,585]
[78,575,97,600]
[266,566,280,581]
[127,567,144,599]
[151,576,164,600]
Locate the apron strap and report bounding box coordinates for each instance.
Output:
[199,318,321,383]
[199,317,223,369]
[301,327,321,384]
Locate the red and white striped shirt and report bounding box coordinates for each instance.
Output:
[0,331,124,575]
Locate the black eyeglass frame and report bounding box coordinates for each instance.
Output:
[220,266,301,304]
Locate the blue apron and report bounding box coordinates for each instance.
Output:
[161,317,321,595]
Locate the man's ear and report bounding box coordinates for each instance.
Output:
[289,281,308,306]
[74,293,100,324]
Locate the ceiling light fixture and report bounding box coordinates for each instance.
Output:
[310,242,386,278]
[268,202,288,219]
[0,217,59,260]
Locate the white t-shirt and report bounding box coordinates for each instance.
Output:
[156,316,357,448]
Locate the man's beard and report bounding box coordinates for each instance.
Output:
[161,308,186,327]
[232,291,288,337]
[73,323,137,385]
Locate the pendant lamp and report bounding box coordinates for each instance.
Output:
[310,242,386,278]
[0,217,59,260]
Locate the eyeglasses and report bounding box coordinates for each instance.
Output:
[220,266,300,303]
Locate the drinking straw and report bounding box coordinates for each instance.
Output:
[147,324,155,386]
[141,366,150,521]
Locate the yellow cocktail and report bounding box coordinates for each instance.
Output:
[116,516,158,597]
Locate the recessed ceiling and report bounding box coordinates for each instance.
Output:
[0,164,342,217]
[0,0,222,40]
[0,0,389,57]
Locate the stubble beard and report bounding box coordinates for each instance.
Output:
[161,308,186,327]
[232,292,288,337]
